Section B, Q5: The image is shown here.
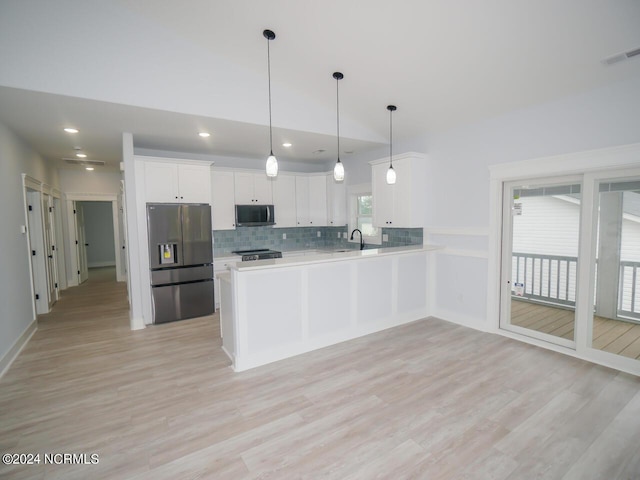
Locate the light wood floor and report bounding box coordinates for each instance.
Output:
[511,299,640,360]
[2,268,640,479]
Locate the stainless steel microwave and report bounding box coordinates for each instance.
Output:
[235,204,275,227]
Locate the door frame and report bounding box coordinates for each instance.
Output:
[488,142,640,376]
[65,193,123,285]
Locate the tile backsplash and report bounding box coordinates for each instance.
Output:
[213,226,423,257]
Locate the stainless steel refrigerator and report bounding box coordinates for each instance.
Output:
[147,203,214,324]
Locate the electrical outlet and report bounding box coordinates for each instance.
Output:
[317,231,321,237]
[382,234,389,242]
[343,232,347,239]
[337,232,341,238]
[282,233,286,240]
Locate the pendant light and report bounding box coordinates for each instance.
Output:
[332,72,345,182]
[386,105,397,185]
[263,29,278,177]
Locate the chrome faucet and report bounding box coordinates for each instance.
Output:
[350,228,364,250]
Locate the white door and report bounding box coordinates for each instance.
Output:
[234,172,256,204]
[75,202,89,284]
[308,176,328,226]
[295,176,310,226]
[26,190,48,314]
[500,177,582,349]
[211,171,236,230]
[272,174,297,228]
[42,194,58,307]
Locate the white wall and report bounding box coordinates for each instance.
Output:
[59,170,122,195]
[425,76,640,330]
[0,122,59,370]
[78,202,116,267]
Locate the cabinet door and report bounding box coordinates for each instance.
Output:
[178,164,211,203]
[234,172,256,204]
[326,175,347,226]
[145,162,179,202]
[371,162,394,227]
[295,176,310,226]
[211,171,236,230]
[308,176,328,226]
[391,159,412,227]
[272,174,297,228]
[253,174,273,204]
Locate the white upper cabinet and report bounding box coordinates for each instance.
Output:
[296,175,327,227]
[295,176,310,226]
[272,174,297,228]
[211,170,236,230]
[144,160,211,204]
[326,174,347,226]
[234,172,273,204]
[371,152,427,228]
[308,175,328,226]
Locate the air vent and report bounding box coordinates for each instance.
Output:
[602,46,640,66]
[63,158,105,166]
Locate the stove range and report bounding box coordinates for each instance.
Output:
[232,249,283,261]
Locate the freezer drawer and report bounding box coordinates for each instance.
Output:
[150,265,213,286]
[151,279,214,324]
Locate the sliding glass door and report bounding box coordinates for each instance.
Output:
[588,176,640,363]
[500,177,582,348]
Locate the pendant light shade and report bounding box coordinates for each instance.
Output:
[333,71,345,182]
[386,105,397,185]
[263,29,278,178]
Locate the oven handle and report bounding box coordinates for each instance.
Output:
[266,205,271,223]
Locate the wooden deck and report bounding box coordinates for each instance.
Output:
[511,299,640,360]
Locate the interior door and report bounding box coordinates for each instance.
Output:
[26,190,48,314]
[500,177,582,348]
[42,193,58,307]
[75,202,89,284]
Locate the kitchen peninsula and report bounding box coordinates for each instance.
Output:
[219,245,439,371]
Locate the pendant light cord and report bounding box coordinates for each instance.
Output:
[336,76,340,162]
[267,36,273,155]
[389,107,393,168]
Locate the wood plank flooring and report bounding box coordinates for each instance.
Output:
[511,299,640,360]
[1,267,640,479]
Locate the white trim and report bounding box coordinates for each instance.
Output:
[431,308,488,332]
[88,261,117,268]
[133,154,214,167]
[0,319,37,379]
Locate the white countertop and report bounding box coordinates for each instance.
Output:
[228,244,441,272]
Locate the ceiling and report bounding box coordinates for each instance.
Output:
[0,0,639,173]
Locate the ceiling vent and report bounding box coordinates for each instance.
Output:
[63,158,106,166]
[602,46,640,66]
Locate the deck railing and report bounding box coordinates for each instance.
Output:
[512,252,577,307]
[512,254,640,321]
[619,261,640,320]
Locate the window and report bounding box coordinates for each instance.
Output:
[348,184,381,245]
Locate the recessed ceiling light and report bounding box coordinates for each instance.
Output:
[64,128,79,133]
[85,167,94,171]
[198,132,210,138]
[282,143,292,147]
[76,153,87,158]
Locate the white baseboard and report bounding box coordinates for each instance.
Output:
[0,319,37,378]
